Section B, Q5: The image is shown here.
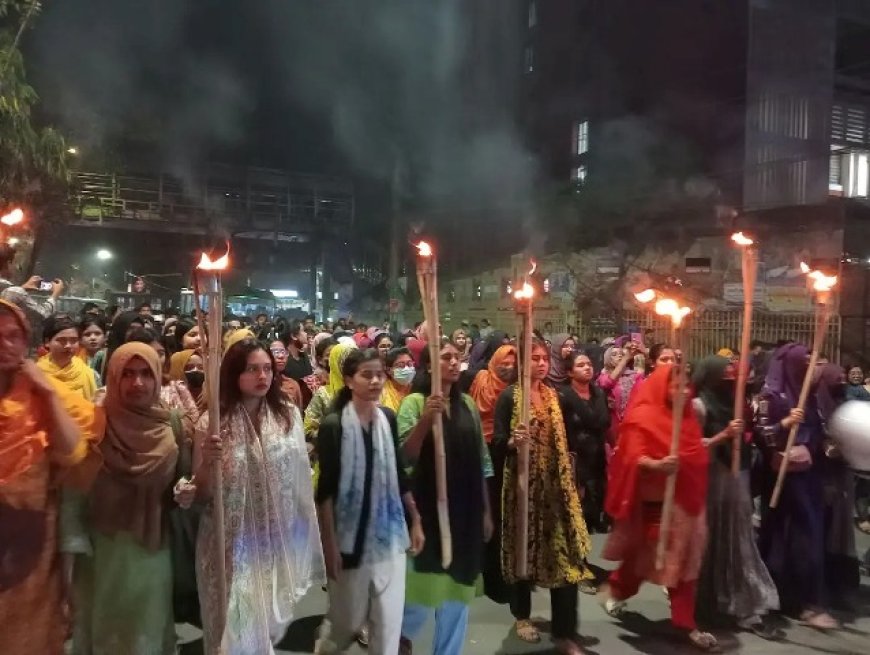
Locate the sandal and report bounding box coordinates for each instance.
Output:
[737,617,784,641]
[800,609,839,630]
[603,597,627,618]
[398,636,413,655]
[355,623,369,647]
[687,630,719,651]
[514,619,541,643]
[578,580,598,595]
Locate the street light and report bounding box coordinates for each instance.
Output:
[67,146,79,155]
[96,249,113,261]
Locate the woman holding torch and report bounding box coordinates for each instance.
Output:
[753,343,837,629]
[397,341,494,655]
[602,364,717,651]
[493,338,592,654]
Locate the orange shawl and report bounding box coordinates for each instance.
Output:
[469,344,516,443]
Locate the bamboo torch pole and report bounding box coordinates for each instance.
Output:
[769,264,836,508]
[414,241,452,569]
[196,249,229,642]
[731,233,758,475]
[513,268,535,579]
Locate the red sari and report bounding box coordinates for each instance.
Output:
[603,365,709,630]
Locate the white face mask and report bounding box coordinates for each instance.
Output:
[392,366,416,386]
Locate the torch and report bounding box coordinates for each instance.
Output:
[1,208,24,227]
[636,290,692,569]
[414,240,452,569]
[769,263,837,508]
[512,259,536,579]
[195,246,229,631]
[731,232,758,476]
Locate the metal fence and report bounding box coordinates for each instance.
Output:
[578,309,841,363]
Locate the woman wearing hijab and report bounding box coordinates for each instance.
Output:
[450,328,472,371]
[461,330,509,392]
[602,364,716,651]
[380,347,415,412]
[315,349,424,653]
[558,352,611,535]
[469,343,517,604]
[815,363,860,599]
[74,343,183,654]
[194,338,324,654]
[169,349,205,407]
[493,339,592,653]
[398,342,494,655]
[691,356,780,639]
[597,342,644,445]
[304,342,357,441]
[754,344,837,628]
[545,334,575,387]
[38,314,98,401]
[0,301,102,655]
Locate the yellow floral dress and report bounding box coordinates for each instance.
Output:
[500,384,592,586]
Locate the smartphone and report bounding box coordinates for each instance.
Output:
[630,332,643,345]
[39,281,53,292]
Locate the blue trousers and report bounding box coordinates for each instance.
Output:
[401,601,469,655]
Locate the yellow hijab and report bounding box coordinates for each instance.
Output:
[169,349,197,382]
[327,342,357,396]
[223,328,256,353]
[37,354,98,401]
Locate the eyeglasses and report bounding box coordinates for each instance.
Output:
[270,348,287,356]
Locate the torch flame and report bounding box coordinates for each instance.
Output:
[416,241,433,258]
[528,259,537,276]
[731,231,754,247]
[799,262,837,293]
[634,288,656,304]
[197,246,230,271]
[1,208,24,226]
[514,282,535,300]
[654,298,692,327]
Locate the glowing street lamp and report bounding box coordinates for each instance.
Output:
[96,249,113,261]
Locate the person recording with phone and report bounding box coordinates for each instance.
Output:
[0,244,64,334]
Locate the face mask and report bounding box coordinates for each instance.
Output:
[185,371,205,389]
[496,366,516,384]
[393,366,416,386]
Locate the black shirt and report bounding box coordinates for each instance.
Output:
[283,350,313,382]
[316,406,411,569]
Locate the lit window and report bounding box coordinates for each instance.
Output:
[573,120,589,155]
[543,277,551,294]
[844,150,870,198]
[473,280,482,300]
[528,0,537,27]
[571,165,587,184]
[524,46,535,73]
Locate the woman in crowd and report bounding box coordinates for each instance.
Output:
[602,364,716,651]
[846,364,870,401]
[194,338,324,654]
[691,355,780,639]
[0,301,101,655]
[546,333,576,387]
[78,316,108,383]
[462,330,508,391]
[558,352,611,535]
[597,341,644,445]
[315,349,424,654]
[450,328,471,371]
[174,319,204,353]
[105,311,145,369]
[372,332,394,363]
[74,343,184,654]
[493,339,591,654]
[847,365,870,533]
[469,343,516,603]
[398,342,494,655]
[304,342,356,441]
[815,363,860,599]
[303,334,336,400]
[170,349,206,408]
[380,346,415,412]
[270,339,304,408]
[645,343,676,375]
[38,314,98,402]
[754,343,838,628]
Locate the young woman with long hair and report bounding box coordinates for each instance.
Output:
[194,338,324,654]
[315,349,424,653]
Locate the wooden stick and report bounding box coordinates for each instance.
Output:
[732,248,757,475]
[656,324,687,570]
[416,258,452,569]
[769,302,830,508]
[515,298,533,579]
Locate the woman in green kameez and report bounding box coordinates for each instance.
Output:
[73,343,188,654]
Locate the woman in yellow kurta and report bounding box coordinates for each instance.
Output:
[0,300,103,655]
[379,347,415,412]
[493,339,591,654]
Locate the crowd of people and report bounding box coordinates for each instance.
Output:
[1,288,868,655]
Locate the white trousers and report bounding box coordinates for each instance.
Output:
[315,553,406,654]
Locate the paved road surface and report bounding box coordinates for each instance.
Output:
[177,533,870,654]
